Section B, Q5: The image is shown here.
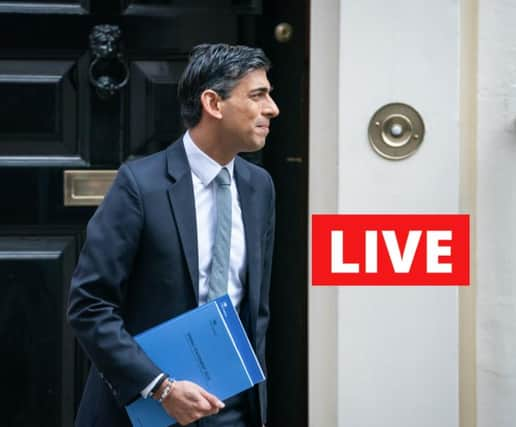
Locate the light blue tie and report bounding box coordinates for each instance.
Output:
[207,167,232,300]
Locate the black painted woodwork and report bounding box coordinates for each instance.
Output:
[128,60,186,158]
[0,0,308,425]
[0,234,79,426]
[258,0,309,425]
[0,61,80,163]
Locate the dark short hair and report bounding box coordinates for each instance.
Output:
[177,43,271,128]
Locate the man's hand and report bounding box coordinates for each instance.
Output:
[155,379,225,426]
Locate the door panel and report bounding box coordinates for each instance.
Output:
[0,60,81,163]
[0,235,77,426]
[128,60,185,157]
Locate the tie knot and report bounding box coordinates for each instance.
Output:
[215,167,231,186]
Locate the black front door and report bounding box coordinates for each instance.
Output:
[0,1,308,425]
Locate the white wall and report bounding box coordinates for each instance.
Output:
[476,1,516,426]
[311,0,516,426]
[310,0,462,426]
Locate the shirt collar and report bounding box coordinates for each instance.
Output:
[183,131,235,186]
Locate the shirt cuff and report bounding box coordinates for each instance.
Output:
[141,373,165,399]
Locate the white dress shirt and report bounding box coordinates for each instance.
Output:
[141,132,247,398]
[183,131,247,309]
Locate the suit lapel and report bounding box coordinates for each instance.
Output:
[166,139,199,303]
[164,144,261,316]
[234,157,260,336]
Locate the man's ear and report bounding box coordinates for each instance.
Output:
[200,89,223,120]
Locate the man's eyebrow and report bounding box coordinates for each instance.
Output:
[249,86,274,94]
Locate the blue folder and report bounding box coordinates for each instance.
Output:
[125,294,265,427]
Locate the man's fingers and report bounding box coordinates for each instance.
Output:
[182,385,219,413]
[194,396,214,412]
[199,388,225,409]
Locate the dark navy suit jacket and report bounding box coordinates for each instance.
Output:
[67,138,275,426]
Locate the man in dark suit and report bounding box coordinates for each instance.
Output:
[67,43,279,427]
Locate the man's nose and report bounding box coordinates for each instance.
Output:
[264,96,280,118]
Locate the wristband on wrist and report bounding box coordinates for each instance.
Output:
[158,378,176,403]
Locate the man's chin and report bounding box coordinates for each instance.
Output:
[240,139,267,153]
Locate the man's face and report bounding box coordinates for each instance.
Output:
[219,68,280,154]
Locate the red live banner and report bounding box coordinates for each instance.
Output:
[312,214,470,286]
